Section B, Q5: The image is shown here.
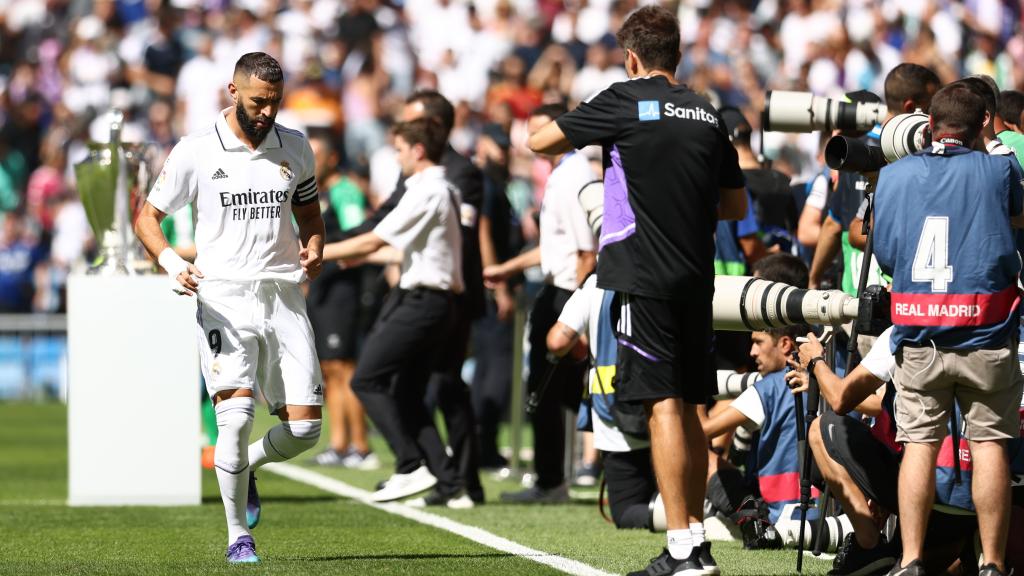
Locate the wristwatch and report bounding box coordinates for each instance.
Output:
[807,356,826,373]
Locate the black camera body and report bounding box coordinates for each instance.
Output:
[855,284,892,336]
[825,111,931,173]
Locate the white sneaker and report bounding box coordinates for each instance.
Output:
[342,450,382,471]
[370,465,437,502]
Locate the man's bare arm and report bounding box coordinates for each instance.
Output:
[576,250,596,287]
[528,120,575,156]
[703,406,754,440]
[322,231,388,262]
[134,201,203,295]
[808,216,842,288]
[718,186,747,221]
[294,200,326,281]
[483,246,541,287]
[135,201,172,260]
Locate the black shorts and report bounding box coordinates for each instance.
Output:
[612,292,714,405]
[820,410,899,512]
[307,271,361,361]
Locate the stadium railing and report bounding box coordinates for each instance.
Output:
[0,314,67,402]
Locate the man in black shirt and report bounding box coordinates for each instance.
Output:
[528,6,746,575]
[341,91,486,503]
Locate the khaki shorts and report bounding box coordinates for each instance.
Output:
[893,343,1023,443]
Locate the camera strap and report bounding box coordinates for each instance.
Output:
[931,136,966,155]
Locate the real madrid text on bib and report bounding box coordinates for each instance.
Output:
[147,108,318,283]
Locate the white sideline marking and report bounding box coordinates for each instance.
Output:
[264,462,617,576]
[0,499,65,506]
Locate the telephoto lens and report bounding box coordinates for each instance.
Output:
[712,276,860,331]
[714,370,762,400]
[824,136,887,172]
[763,91,887,133]
[577,181,603,237]
[880,111,931,162]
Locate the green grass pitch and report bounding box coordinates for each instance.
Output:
[0,403,832,575]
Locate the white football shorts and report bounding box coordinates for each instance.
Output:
[196,279,323,413]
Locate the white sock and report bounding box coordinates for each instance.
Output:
[667,528,693,560]
[690,522,706,547]
[213,397,254,545]
[248,419,321,468]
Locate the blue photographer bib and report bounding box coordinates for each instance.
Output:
[873,143,1024,351]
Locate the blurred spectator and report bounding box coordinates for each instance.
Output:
[471,122,517,468]
[143,6,186,99]
[0,211,45,313]
[0,128,28,215]
[569,39,627,105]
[175,29,224,136]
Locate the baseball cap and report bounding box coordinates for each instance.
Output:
[844,89,883,105]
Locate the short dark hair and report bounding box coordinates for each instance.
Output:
[999,90,1024,126]
[406,90,455,135]
[394,117,447,164]
[766,323,812,344]
[953,77,997,116]
[930,83,986,144]
[234,52,283,83]
[765,319,811,342]
[883,63,940,113]
[615,5,681,73]
[751,253,809,289]
[530,102,568,122]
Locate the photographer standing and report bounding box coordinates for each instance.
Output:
[528,6,747,574]
[808,65,940,290]
[873,83,1024,576]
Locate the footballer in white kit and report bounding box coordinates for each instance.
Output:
[135,53,325,565]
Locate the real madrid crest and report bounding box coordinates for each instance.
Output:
[279,161,294,182]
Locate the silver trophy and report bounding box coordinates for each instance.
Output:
[74,109,153,275]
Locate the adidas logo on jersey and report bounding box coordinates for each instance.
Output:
[313,384,323,396]
[212,168,229,180]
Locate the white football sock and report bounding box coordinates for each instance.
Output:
[667,528,693,560]
[690,522,706,547]
[248,419,321,468]
[213,396,255,544]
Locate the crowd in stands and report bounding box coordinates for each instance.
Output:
[2,0,1024,312]
[4,0,1024,571]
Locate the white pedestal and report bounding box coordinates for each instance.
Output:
[67,275,201,506]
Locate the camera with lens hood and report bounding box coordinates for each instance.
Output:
[763,91,887,133]
[825,111,931,172]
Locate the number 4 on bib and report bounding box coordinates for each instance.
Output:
[912,216,953,292]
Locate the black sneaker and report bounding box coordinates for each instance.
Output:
[829,533,896,575]
[405,488,475,509]
[626,548,704,576]
[698,542,720,575]
[979,564,1013,576]
[885,559,926,576]
[499,484,569,504]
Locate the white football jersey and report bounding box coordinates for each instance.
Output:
[147,109,318,282]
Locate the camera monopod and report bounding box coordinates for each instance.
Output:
[794,329,831,573]
[846,190,875,370]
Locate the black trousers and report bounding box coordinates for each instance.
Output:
[603,448,657,529]
[471,296,514,467]
[351,288,461,494]
[426,293,483,499]
[527,284,585,489]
